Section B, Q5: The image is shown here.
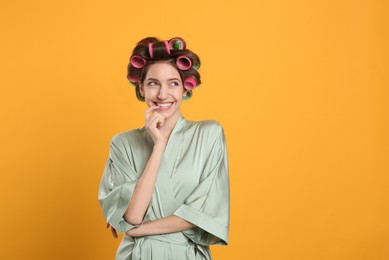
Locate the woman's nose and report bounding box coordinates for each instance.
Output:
[157,85,169,99]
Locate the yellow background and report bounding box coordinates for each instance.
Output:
[1,0,388,259]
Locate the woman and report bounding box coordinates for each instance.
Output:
[98,37,230,260]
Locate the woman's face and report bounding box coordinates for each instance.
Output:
[140,62,187,121]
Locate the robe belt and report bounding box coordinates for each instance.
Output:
[132,233,210,260]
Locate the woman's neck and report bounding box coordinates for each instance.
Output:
[158,112,181,140]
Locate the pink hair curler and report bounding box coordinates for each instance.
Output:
[148,43,154,59]
[163,40,171,55]
[176,55,192,70]
[130,55,146,68]
[127,75,139,84]
[168,38,185,50]
[184,77,197,90]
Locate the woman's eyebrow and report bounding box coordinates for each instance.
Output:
[146,78,181,81]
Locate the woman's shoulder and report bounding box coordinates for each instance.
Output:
[109,127,147,146]
[187,118,222,128]
[186,119,224,135]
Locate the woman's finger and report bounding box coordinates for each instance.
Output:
[146,113,165,130]
[110,226,118,239]
[156,113,165,128]
[145,115,160,131]
[145,112,161,126]
[145,105,159,121]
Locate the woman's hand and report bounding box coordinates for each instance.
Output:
[126,226,142,237]
[145,106,167,148]
[106,222,118,239]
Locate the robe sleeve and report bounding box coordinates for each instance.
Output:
[98,134,151,233]
[173,123,230,246]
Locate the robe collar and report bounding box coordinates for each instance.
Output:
[154,115,187,216]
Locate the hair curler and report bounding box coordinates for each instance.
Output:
[163,40,171,55]
[169,38,185,50]
[192,60,200,70]
[176,55,192,70]
[130,55,146,68]
[184,77,197,90]
[148,43,154,59]
[127,75,139,85]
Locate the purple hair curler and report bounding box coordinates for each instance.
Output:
[184,77,197,90]
[176,55,192,70]
[130,55,146,68]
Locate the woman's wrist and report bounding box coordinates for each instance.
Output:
[126,225,143,237]
[153,142,166,152]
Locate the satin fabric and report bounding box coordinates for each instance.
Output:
[98,116,230,260]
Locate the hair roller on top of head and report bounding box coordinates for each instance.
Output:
[148,41,171,59]
[168,37,185,50]
[148,43,154,59]
[163,40,171,55]
[130,55,146,68]
[176,55,192,70]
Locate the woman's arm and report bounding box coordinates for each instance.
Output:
[123,143,164,225]
[126,215,195,237]
[123,107,168,225]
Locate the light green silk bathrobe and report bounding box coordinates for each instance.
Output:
[98,116,230,260]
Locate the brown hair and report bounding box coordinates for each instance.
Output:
[127,37,201,101]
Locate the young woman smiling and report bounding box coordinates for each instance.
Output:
[98,37,230,260]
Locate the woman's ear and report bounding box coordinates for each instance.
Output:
[139,85,145,97]
[183,89,187,97]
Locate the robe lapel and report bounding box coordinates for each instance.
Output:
[154,116,186,217]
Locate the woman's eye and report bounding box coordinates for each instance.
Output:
[170,81,180,87]
[147,81,157,86]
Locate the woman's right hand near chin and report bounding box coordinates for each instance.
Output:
[145,106,167,148]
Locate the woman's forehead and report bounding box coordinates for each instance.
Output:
[145,62,180,80]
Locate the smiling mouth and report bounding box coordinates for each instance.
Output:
[155,102,173,110]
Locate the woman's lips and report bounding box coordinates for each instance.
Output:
[155,102,173,111]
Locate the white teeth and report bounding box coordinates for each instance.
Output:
[158,103,172,107]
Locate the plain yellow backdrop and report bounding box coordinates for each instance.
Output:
[1,0,388,259]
